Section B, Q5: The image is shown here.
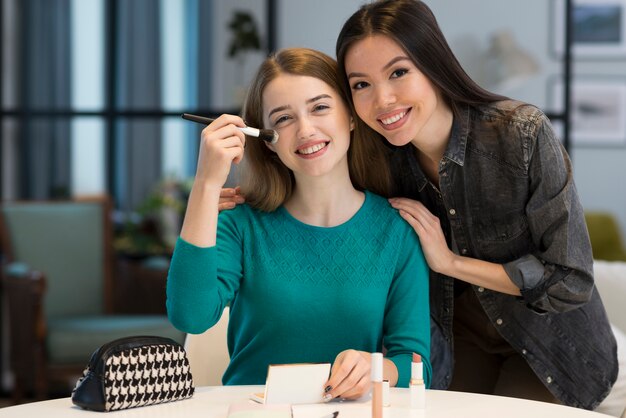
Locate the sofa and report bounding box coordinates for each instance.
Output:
[593,260,626,417]
[0,198,184,402]
[585,212,626,262]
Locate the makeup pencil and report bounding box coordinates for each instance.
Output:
[181,113,279,144]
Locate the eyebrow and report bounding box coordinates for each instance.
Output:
[268,105,290,119]
[347,56,412,79]
[267,94,332,119]
[306,94,332,104]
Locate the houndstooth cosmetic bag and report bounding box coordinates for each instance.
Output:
[71,336,194,412]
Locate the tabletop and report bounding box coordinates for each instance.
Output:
[0,385,614,417]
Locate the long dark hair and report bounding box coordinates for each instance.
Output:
[336,0,507,117]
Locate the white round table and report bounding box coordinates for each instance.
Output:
[0,385,614,417]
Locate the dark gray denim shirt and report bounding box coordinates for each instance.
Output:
[389,100,617,409]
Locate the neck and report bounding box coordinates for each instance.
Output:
[410,100,454,164]
[284,167,365,227]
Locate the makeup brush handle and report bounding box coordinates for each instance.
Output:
[182,113,260,137]
[181,113,214,125]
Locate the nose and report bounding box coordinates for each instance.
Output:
[374,84,396,109]
[296,116,316,139]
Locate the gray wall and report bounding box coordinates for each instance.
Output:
[272,0,626,241]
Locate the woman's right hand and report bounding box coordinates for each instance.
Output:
[388,197,455,274]
[195,114,246,189]
[218,187,245,211]
[323,350,372,401]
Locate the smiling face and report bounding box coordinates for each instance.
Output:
[262,73,353,180]
[344,34,451,148]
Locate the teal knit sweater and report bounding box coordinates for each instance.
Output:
[167,191,431,387]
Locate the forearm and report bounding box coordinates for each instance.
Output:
[444,254,521,296]
[384,227,432,388]
[180,181,222,247]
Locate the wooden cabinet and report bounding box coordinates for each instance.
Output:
[113,256,171,314]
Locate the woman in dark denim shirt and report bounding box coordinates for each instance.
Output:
[335,0,618,410]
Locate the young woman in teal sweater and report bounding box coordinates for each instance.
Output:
[166,48,431,400]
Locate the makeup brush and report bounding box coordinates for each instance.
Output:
[181,113,279,144]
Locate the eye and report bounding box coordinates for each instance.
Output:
[351,81,369,90]
[390,68,409,79]
[273,115,291,126]
[312,103,330,112]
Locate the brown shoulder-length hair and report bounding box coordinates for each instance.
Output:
[240,47,392,212]
[335,0,507,118]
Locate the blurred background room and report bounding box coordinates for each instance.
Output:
[1,0,626,408]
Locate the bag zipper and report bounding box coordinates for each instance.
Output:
[86,336,179,376]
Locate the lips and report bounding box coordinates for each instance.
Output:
[295,141,329,158]
[380,111,406,125]
[377,108,411,130]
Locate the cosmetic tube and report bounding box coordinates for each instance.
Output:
[382,380,390,407]
[410,353,425,409]
[371,352,383,418]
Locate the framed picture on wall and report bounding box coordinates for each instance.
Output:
[549,76,626,146]
[553,0,626,58]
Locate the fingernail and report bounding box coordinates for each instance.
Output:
[323,393,333,402]
[324,385,332,393]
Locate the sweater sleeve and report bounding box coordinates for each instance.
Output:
[383,221,432,388]
[166,208,244,334]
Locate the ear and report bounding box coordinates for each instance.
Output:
[264,141,277,153]
[350,118,355,131]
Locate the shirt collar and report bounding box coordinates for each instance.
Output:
[443,104,470,167]
[390,104,471,192]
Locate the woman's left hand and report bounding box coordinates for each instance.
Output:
[323,350,372,401]
[218,186,245,211]
[389,197,456,274]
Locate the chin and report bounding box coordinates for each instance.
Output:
[386,136,413,148]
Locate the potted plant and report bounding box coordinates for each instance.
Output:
[114,178,192,259]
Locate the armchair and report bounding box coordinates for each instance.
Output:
[184,307,230,386]
[0,197,184,403]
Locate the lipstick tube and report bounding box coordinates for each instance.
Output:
[371,352,383,418]
[410,353,425,409]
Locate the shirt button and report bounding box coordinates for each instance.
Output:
[461,248,468,254]
[477,287,484,292]
[522,349,527,355]
[496,318,503,325]
[546,376,553,384]
[449,208,456,215]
